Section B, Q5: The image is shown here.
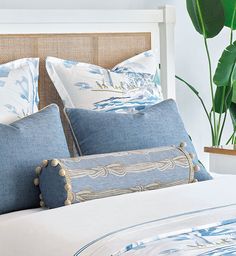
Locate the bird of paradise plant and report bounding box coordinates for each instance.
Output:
[177,0,236,146]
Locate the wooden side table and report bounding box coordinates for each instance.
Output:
[204,145,236,175]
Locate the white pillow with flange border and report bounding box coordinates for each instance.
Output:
[0,58,39,124]
[46,50,163,113]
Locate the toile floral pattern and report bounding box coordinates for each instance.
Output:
[46,50,163,113]
[110,218,236,255]
[75,205,236,256]
[0,58,39,124]
[77,218,236,256]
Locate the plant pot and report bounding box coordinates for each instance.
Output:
[204,145,236,175]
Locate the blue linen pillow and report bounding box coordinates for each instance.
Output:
[65,99,212,181]
[38,146,195,209]
[0,104,70,214]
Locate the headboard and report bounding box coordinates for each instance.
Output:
[0,6,176,153]
[0,33,151,152]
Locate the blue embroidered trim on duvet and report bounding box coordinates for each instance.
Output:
[75,204,236,256]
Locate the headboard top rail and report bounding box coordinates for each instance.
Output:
[0,7,175,24]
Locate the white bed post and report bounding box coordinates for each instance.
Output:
[159,5,176,100]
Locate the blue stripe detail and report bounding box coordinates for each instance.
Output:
[74,203,236,255]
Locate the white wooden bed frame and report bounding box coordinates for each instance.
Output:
[0,5,176,100]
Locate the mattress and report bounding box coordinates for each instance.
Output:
[0,175,235,256]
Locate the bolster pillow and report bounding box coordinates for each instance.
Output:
[35,144,197,209]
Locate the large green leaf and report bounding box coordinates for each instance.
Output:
[214,86,233,113]
[221,0,236,29]
[230,102,236,129]
[213,41,236,87]
[186,0,225,38]
[233,81,236,103]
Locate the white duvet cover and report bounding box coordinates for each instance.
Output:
[0,208,43,224]
[0,175,236,256]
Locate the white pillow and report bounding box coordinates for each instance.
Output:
[113,50,159,74]
[46,50,163,113]
[0,58,39,124]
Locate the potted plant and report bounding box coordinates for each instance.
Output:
[177,0,236,146]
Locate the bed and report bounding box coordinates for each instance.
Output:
[0,6,236,256]
[1,175,236,255]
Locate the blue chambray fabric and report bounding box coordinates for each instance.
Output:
[39,146,194,209]
[65,99,212,181]
[0,104,70,214]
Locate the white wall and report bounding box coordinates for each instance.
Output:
[0,0,165,9]
[1,0,234,168]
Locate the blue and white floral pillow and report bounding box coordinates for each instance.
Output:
[0,58,39,124]
[46,51,163,113]
[113,50,159,75]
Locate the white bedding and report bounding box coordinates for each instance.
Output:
[0,208,43,224]
[0,173,228,223]
[0,175,236,256]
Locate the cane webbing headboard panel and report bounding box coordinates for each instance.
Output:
[0,33,151,153]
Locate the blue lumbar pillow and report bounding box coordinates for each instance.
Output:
[65,99,212,181]
[38,146,195,209]
[0,104,70,214]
